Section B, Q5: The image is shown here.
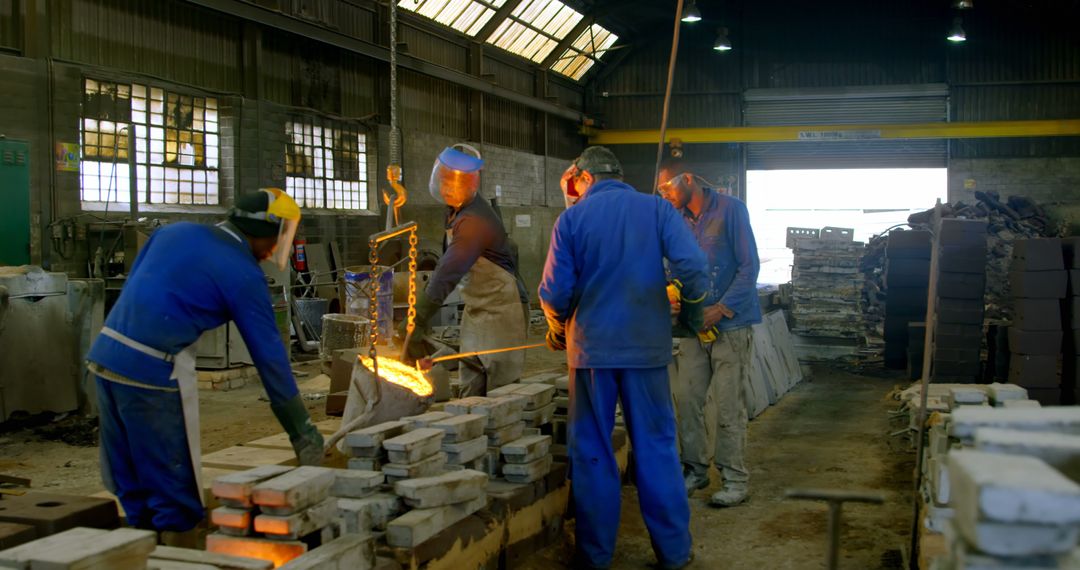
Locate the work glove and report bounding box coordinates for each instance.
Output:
[271,395,325,466]
[545,328,567,351]
[544,315,567,351]
[396,292,442,363]
[675,297,705,338]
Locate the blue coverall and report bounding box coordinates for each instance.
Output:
[538,179,709,568]
[86,222,298,531]
[683,187,761,331]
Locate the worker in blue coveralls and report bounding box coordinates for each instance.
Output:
[86,188,324,546]
[658,158,761,508]
[539,146,709,570]
[400,144,529,396]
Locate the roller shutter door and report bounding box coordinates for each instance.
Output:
[745,84,949,170]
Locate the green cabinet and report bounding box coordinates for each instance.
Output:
[0,140,31,266]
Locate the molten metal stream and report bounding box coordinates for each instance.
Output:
[359,355,433,397]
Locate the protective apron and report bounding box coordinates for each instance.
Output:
[98,327,204,507]
[457,253,527,396]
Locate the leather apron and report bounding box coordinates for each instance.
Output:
[97,327,204,507]
[453,233,527,396]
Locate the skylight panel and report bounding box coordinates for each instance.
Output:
[550,23,619,81]
[399,0,506,36]
[487,0,583,62]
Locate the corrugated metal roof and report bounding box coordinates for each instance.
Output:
[50,0,242,93]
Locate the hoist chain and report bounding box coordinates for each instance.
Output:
[405,228,418,337]
[367,237,380,380]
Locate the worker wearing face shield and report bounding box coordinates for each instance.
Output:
[400,144,529,396]
[539,146,709,570]
[658,158,762,508]
[85,188,324,545]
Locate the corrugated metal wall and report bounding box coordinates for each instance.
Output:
[42,0,580,160]
[400,22,468,72]
[547,116,584,159]
[341,52,378,118]
[262,30,343,113]
[400,69,468,137]
[484,94,536,151]
[590,1,1080,162]
[484,55,535,97]
[947,6,1080,158]
[0,0,15,49]
[50,0,243,93]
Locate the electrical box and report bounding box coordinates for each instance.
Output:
[0,139,31,266]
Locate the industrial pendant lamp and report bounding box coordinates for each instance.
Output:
[954,0,973,8]
[681,0,702,23]
[947,17,966,42]
[713,27,732,51]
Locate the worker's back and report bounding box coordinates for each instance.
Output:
[539,178,707,369]
[88,222,270,387]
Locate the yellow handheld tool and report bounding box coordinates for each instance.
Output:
[667,279,719,343]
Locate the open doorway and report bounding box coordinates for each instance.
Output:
[746,168,948,285]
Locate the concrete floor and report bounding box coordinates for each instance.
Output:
[0,354,914,570]
[525,363,914,570]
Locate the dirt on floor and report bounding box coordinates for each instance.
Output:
[523,363,916,570]
[0,348,915,570]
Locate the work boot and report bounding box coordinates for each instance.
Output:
[652,551,695,570]
[683,470,709,497]
[159,529,200,548]
[709,484,748,508]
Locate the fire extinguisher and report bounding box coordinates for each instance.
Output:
[292,238,308,272]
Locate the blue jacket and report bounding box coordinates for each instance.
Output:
[538,179,709,369]
[681,187,762,331]
[87,222,298,405]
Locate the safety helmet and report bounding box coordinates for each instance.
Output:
[228,188,301,270]
[429,144,483,209]
[560,146,623,208]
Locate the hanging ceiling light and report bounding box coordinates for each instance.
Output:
[947,17,966,42]
[713,27,732,51]
[681,0,702,23]
[954,0,973,8]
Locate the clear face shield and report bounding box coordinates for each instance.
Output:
[429,144,483,209]
[269,217,299,271]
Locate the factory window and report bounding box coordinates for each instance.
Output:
[486,0,583,63]
[550,23,618,80]
[398,0,507,36]
[80,79,220,206]
[285,118,368,210]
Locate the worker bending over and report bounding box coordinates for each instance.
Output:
[403,144,529,396]
[86,189,323,544]
[659,158,761,507]
[539,146,709,569]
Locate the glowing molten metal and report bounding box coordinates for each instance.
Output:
[359,356,433,397]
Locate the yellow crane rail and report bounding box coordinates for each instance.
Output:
[587,119,1080,145]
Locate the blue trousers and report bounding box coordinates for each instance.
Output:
[96,377,204,532]
[569,367,692,568]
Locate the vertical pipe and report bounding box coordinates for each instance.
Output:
[827,502,841,570]
[652,0,685,194]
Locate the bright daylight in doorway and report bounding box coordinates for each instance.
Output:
[747,168,948,285]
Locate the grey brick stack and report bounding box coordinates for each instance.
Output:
[883,229,932,371]
[932,219,988,383]
[1007,238,1066,403]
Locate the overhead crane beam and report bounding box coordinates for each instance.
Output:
[587,120,1080,145]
